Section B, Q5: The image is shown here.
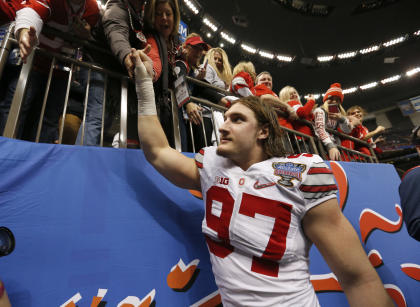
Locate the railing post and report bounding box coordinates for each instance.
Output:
[0,23,14,80]
[79,68,92,145]
[119,78,128,148]
[36,57,56,142]
[58,63,74,144]
[3,50,35,138]
[100,75,108,147]
[170,89,182,152]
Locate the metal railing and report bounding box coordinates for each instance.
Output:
[0,23,133,148]
[0,22,380,162]
[180,76,378,162]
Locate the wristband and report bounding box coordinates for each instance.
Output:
[136,77,157,116]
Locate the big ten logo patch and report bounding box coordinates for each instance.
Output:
[215,176,229,185]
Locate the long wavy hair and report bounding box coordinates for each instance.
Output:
[233,96,286,158]
[204,48,232,87]
[145,0,180,38]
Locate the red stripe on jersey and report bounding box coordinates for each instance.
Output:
[195,161,203,169]
[308,167,333,175]
[300,184,337,193]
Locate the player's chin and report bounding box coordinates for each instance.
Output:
[216,144,231,157]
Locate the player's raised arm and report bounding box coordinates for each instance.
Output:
[302,198,393,307]
[132,49,200,190]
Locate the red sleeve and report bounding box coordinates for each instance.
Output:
[254,84,277,97]
[293,99,315,119]
[146,35,162,82]
[83,0,100,27]
[230,72,255,96]
[23,0,51,20]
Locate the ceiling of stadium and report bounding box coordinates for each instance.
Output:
[180,0,420,112]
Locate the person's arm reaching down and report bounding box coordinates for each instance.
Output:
[132,48,201,190]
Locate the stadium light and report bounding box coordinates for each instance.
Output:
[380,75,401,84]
[383,36,406,47]
[183,0,199,15]
[360,82,378,90]
[220,31,236,44]
[317,55,334,62]
[359,45,380,54]
[337,51,357,59]
[203,17,218,32]
[406,67,420,77]
[277,55,293,62]
[259,50,274,59]
[241,43,257,54]
[342,87,358,94]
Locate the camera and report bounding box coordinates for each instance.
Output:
[0,227,15,257]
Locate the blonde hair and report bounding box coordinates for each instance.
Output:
[145,0,180,38]
[279,85,300,104]
[204,48,233,86]
[321,100,346,116]
[347,105,366,116]
[232,61,256,82]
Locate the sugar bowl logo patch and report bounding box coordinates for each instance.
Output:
[272,162,306,187]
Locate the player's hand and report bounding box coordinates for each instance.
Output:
[128,45,152,79]
[186,102,203,125]
[130,46,153,80]
[18,26,37,63]
[328,147,341,161]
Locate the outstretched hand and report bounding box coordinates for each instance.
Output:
[18,26,37,63]
[126,45,152,79]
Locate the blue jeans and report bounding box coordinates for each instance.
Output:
[0,64,67,143]
[75,68,105,146]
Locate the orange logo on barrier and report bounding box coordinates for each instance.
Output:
[167,258,200,291]
[367,249,383,267]
[359,204,403,243]
[61,289,155,307]
[310,273,342,292]
[329,161,348,210]
[400,263,420,281]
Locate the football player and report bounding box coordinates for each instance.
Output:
[131,48,393,306]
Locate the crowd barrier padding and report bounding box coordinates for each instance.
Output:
[0,137,418,306]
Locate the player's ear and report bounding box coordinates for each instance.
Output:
[257,124,269,141]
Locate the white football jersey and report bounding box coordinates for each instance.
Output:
[195,147,338,307]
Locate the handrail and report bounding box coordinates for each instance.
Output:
[42,25,114,57]
[183,76,379,162]
[185,76,233,97]
[8,38,129,81]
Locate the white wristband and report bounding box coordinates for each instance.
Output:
[136,77,157,116]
